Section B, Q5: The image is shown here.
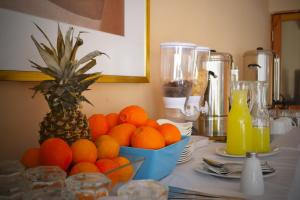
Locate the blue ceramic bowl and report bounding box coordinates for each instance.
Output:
[120,136,190,180]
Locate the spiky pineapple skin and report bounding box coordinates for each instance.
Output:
[39,110,90,145]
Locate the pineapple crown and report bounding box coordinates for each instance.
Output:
[30,23,107,112]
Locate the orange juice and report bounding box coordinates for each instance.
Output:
[253,127,270,153]
[226,90,253,155]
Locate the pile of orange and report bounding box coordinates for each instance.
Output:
[89,105,182,149]
[20,105,182,185]
[21,136,133,186]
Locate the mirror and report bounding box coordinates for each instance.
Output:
[272,11,300,105]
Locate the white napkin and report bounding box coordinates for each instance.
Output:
[189,135,210,150]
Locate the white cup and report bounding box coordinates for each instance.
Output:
[270,117,296,135]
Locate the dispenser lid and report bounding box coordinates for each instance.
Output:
[243,47,274,57]
[160,42,196,48]
[195,46,210,52]
[209,51,232,62]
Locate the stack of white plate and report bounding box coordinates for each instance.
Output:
[177,136,210,164]
[156,119,193,136]
[157,119,194,164]
[177,142,193,164]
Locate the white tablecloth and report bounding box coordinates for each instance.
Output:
[161,127,300,200]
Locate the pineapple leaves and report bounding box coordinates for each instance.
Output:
[60,27,74,70]
[31,66,58,78]
[75,50,108,69]
[70,31,86,62]
[62,62,76,82]
[76,59,96,75]
[57,24,65,62]
[29,60,59,79]
[31,80,56,97]
[79,95,94,106]
[78,76,101,92]
[75,72,101,82]
[31,35,61,72]
[41,43,54,56]
[31,24,107,110]
[33,23,58,61]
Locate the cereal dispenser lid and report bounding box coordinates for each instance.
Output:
[196,46,210,52]
[160,42,197,48]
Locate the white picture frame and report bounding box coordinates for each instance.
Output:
[0,0,150,83]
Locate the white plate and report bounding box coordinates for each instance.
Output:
[182,145,193,150]
[215,146,280,158]
[181,149,192,155]
[180,130,192,136]
[157,119,193,129]
[177,154,192,164]
[180,152,192,158]
[194,163,276,179]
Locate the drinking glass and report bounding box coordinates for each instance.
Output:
[0,160,25,199]
[22,187,65,200]
[23,166,66,191]
[64,172,111,200]
[117,180,168,200]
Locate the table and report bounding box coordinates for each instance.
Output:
[161,127,300,200]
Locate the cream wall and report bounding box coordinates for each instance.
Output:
[268,0,300,13]
[0,0,271,160]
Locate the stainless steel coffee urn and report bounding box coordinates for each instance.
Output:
[198,50,232,140]
[243,47,281,107]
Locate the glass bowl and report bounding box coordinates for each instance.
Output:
[104,156,145,195]
[117,180,168,200]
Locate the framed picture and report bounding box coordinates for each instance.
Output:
[0,0,150,83]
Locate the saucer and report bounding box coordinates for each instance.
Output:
[215,145,280,158]
[194,163,276,179]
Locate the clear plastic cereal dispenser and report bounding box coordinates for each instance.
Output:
[185,46,210,121]
[160,42,197,122]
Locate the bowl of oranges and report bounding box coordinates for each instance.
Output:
[20,105,189,194]
[120,136,189,180]
[88,105,190,180]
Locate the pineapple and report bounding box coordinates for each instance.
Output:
[30,24,107,144]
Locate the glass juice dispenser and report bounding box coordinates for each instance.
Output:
[251,81,270,153]
[160,42,197,122]
[226,81,253,155]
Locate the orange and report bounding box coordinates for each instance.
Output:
[119,105,148,126]
[144,119,159,129]
[95,158,120,185]
[95,158,120,173]
[106,113,120,130]
[131,126,165,149]
[157,123,181,145]
[39,138,72,171]
[108,123,136,146]
[21,147,40,168]
[71,139,98,164]
[113,156,134,182]
[88,114,109,140]
[95,134,112,143]
[95,135,120,159]
[69,162,99,176]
